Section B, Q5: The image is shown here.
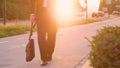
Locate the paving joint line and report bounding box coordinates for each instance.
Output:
[73,53,89,68]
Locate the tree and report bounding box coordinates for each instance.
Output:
[99,0,120,14]
[0,0,31,20]
[0,0,3,18]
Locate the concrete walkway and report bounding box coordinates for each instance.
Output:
[0,17,120,68]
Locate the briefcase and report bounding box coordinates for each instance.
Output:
[25,38,35,62]
[25,22,36,62]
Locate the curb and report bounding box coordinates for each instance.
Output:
[81,60,93,68]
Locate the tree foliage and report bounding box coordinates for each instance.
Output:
[99,0,120,14]
[0,0,31,20]
[0,0,3,18]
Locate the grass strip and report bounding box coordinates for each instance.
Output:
[0,24,31,38]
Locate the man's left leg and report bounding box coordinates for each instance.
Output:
[47,28,57,61]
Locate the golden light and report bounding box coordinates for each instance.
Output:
[79,0,86,7]
[79,0,100,12]
[56,0,100,18]
[57,0,74,17]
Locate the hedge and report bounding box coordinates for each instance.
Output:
[88,26,120,68]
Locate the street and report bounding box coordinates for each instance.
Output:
[0,17,120,68]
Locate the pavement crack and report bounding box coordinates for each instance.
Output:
[74,53,89,68]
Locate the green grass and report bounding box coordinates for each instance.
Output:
[0,19,101,38]
[58,19,102,28]
[0,24,31,38]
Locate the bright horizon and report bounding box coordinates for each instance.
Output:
[57,0,100,16]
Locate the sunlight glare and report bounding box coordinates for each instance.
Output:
[57,0,100,16]
[56,0,100,20]
[57,0,74,17]
[79,0,100,12]
[79,0,86,7]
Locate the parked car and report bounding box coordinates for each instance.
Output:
[92,11,105,17]
[112,11,120,15]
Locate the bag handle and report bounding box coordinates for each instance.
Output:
[28,22,36,40]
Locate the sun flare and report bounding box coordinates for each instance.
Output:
[57,0,74,17]
[79,0,86,7]
[56,0,100,18]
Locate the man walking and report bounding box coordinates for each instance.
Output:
[30,0,57,66]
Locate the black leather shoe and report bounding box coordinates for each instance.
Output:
[40,61,48,66]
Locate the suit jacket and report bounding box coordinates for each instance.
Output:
[30,0,57,29]
[30,0,57,16]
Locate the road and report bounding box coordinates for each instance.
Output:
[0,17,120,68]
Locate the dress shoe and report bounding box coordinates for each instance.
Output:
[40,61,48,66]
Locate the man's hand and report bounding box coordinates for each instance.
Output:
[30,13,35,23]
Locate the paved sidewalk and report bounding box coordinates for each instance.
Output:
[82,60,92,68]
[0,17,120,68]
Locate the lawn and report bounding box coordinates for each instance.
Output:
[0,19,102,38]
[0,24,31,38]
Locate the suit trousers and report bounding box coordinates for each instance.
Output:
[36,8,57,61]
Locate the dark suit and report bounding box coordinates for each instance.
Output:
[30,0,57,61]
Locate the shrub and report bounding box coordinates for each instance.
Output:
[88,26,120,68]
[0,24,31,38]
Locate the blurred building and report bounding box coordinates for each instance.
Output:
[115,0,120,11]
[99,0,120,13]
